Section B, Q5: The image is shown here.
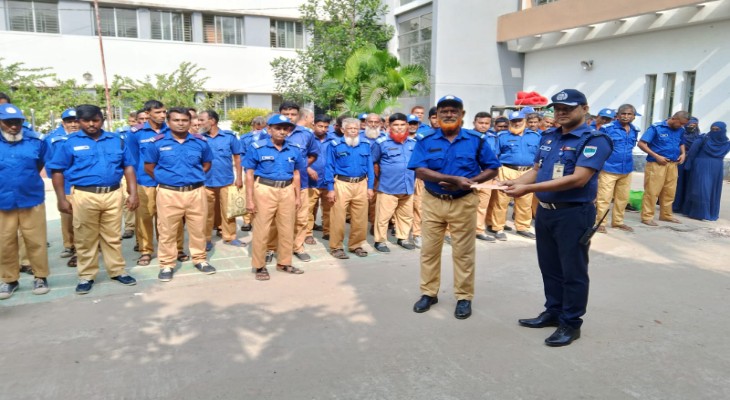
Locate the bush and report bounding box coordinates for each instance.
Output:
[228,107,271,134]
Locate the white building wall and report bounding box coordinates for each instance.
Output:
[522,20,730,132]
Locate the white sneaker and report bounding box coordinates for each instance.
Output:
[413,236,422,249]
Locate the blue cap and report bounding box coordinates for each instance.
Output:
[61,108,77,120]
[0,103,26,120]
[597,108,615,118]
[436,95,463,108]
[407,114,420,123]
[267,114,295,127]
[358,113,368,120]
[547,89,587,107]
[508,111,525,121]
[521,106,536,114]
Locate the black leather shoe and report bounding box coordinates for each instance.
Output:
[413,295,438,313]
[518,311,559,328]
[545,325,581,347]
[454,300,472,319]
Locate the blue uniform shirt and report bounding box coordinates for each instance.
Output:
[534,125,613,203]
[407,128,501,195]
[601,120,639,174]
[128,122,167,187]
[242,138,306,181]
[204,130,242,187]
[144,133,214,187]
[240,129,270,161]
[44,126,76,195]
[325,137,376,190]
[640,121,685,162]
[0,131,46,210]
[287,126,319,189]
[47,130,134,187]
[372,136,416,195]
[308,134,332,189]
[496,129,541,166]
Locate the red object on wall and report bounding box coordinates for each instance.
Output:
[515,91,548,106]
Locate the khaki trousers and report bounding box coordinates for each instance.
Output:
[61,194,74,248]
[374,193,413,242]
[420,191,479,300]
[641,161,678,221]
[137,185,184,255]
[205,185,237,242]
[307,188,331,236]
[157,187,207,268]
[121,177,135,232]
[493,167,533,231]
[412,179,424,237]
[1,205,49,283]
[71,189,126,280]
[251,182,296,268]
[596,171,632,227]
[368,177,379,225]
[330,179,368,251]
[293,189,309,253]
[18,231,30,266]
[475,186,493,234]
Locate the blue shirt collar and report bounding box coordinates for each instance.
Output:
[432,128,470,142]
[552,123,592,138]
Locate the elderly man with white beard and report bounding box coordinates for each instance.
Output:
[326,118,375,259]
[361,113,384,230]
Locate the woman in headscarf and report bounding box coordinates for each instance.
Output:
[681,122,730,221]
[673,117,703,212]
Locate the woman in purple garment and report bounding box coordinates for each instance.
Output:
[681,122,730,221]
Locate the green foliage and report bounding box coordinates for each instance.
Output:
[228,107,271,134]
[271,0,394,110]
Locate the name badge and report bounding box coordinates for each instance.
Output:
[141,138,155,143]
[73,145,90,151]
[261,156,274,161]
[552,162,564,180]
[338,152,348,157]
[160,146,172,151]
[287,157,295,163]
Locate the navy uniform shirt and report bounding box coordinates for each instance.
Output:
[287,126,319,189]
[0,130,46,210]
[308,134,332,189]
[534,124,613,203]
[496,129,541,166]
[242,138,306,181]
[143,133,214,187]
[640,121,685,162]
[44,126,76,195]
[325,137,376,191]
[407,128,501,195]
[372,136,416,195]
[204,129,242,187]
[601,120,639,175]
[47,130,134,187]
[128,122,168,187]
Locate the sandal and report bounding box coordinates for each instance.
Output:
[350,247,368,257]
[137,254,153,266]
[67,255,77,268]
[277,264,304,274]
[331,249,349,259]
[253,267,270,281]
[177,251,190,262]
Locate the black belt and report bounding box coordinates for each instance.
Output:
[256,177,293,188]
[336,175,366,183]
[159,182,204,192]
[426,188,472,200]
[74,184,120,194]
[503,164,532,172]
[539,201,585,210]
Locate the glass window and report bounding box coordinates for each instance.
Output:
[644,74,657,130]
[7,0,59,33]
[150,10,192,42]
[270,20,304,49]
[203,15,243,45]
[663,73,676,119]
[220,94,247,119]
[95,7,138,38]
[397,13,432,74]
[683,71,696,116]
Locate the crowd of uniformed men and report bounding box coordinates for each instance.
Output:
[0,87,704,346]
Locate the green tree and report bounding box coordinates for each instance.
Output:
[271,0,394,109]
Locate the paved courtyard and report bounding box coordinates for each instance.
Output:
[2,175,730,399]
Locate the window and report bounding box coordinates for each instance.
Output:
[220,94,247,119]
[663,73,676,119]
[271,94,283,112]
[203,15,244,45]
[644,74,657,129]
[270,20,304,49]
[398,13,432,74]
[96,7,138,38]
[6,0,59,33]
[683,71,696,116]
[150,11,192,42]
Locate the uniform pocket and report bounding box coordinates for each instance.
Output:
[426,156,445,170]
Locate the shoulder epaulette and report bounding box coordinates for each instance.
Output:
[465,129,486,140]
[252,141,262,149]
[418,130,436,139]
[131,123,144,133]
[152,133,166,141]
[375,136,388,144]
[23,130,41,140]
[289,141,304,149]
[50,136,68,143]
[191,133,206,141]
[578,131,613,154]
[330,139,339,146]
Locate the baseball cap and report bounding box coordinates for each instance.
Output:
[597,108,615,118]
[407,114,420,123]
[521,106,536,114]
[0,103,26,120]
[358,113,368,120]
[267,114,295,127]
[436,95,463,108]
[508,111,525,121]
[61,108,77,120]
[546,89,588,108]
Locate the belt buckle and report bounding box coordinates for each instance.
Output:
[274,181,285,188]
[183,184,193,191]
[96,186,109,194]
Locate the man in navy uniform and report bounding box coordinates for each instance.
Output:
[0,104,50,299]
[49,104,139,294]
[502,89,613,346]
[305,114,333,243]
[407,95,501,320]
